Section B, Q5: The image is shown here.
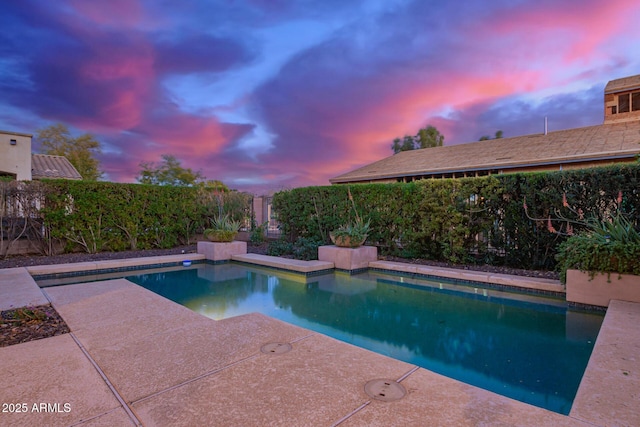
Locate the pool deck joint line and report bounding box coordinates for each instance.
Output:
[1,253,639,426]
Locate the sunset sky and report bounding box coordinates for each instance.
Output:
[1,0,639,193]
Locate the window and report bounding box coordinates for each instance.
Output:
[619,93,630,113]
[614,91,640,114]
[633,92,640,111]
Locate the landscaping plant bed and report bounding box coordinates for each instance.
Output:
[0,245,201,269]
[378,255,560,280]
[0,243,558,279]
[1,304,70,348]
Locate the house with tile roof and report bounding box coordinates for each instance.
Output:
[0,130,82,180]
[31,153,82,180]
[331,74,640,184]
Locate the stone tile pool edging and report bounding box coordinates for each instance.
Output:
[229,254,566,298]
[369,267,566,298]
[231,253,335,274]
[28,254,206,281]
[232,260,335,277]
[370,267,567,299]
[369,260,565,295]
[569,300,640,427]
[24,252,566,298]
[0,267,49,310]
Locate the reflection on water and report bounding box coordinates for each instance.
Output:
[127,263,603,415]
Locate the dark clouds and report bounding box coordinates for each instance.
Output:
[154,34,255,74]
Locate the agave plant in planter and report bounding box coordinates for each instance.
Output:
[330,217,371,248]
[330,188,371,248]
[204,214,241,242]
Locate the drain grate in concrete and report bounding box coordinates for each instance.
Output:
[260,342,292,354]
[364,379,406,402]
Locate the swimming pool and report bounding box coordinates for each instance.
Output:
[39,262,603,414]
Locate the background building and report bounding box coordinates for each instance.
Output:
[331,74,640,185]
[0,130,81,180]
[0,130,33,180]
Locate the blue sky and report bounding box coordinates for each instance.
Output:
[1,0,639,193]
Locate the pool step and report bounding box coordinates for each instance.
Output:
[231,253,334,274]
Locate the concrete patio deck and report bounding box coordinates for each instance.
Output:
[1,256,638,426]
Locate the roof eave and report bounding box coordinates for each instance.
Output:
[330,152,640,183]
[605,84,640,95]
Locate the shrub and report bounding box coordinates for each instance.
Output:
[38,180,249,253]
[267,239,294,257]
[265,237,323,260]
[556,212,640,282]
[250,221,268,244]
[272,163,640,270]
[292,237,323,260]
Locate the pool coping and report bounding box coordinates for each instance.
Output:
[25,253,207,278]
[232,253,335,275]
[27,253,567,300]
[1,254,639,425]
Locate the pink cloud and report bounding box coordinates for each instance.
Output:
[483,0,639,65]
[78,51,155,129]
[96,111,254,184]
[140,114,253,157]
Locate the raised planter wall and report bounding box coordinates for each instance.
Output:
[197,241,247,261]
[318,245,377,271]
[566,269,640,307]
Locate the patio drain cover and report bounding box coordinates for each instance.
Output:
[364,379,406,402]
[260,342,292,354]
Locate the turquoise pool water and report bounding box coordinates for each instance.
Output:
[116,262,603,415]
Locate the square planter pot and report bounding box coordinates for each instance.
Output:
[197,241,247,261]
[318,245,377,271]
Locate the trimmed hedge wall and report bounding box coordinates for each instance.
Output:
[0,180,251,255]
[272,163,640,270]
[42,181,206,253]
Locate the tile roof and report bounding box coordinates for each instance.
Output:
[330,120,640,183]
[31,154,82,180]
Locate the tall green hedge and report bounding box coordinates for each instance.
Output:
[41,181,207,253]
[2,179,255,256]
[272,163,640,270]
[4,180,247,255]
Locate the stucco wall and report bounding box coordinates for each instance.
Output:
[566,269,640,307]
[0,130,32,180]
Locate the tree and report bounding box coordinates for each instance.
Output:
[479,130,504,141]
[36,123,103,180]
[416,125,445,149]
[391,125,444,154]
[137,154,206,186]
[391,136,416,153]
